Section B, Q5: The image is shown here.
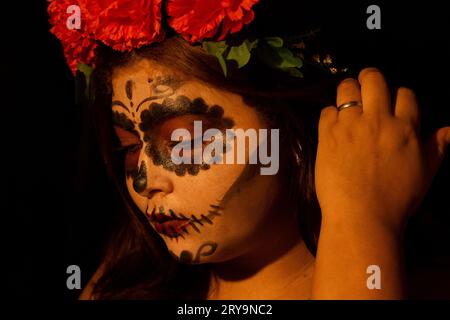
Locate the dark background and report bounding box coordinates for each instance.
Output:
[3,0,449,301]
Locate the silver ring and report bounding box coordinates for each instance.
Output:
[337,101,362,111]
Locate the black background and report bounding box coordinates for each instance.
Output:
[2,0,449,301]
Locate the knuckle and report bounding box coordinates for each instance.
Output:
[402,122,417,140]
[318,108,335,133]
[333,121,355,142]
[320,105,337,119]
[327,124,340,143]
[381,121,417,149]
[361,114,380,130]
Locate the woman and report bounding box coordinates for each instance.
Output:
[49,0,450,299]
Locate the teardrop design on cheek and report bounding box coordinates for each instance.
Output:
[132,160,147,194]
[125,147,142,178]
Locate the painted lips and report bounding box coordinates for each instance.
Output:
[147,207,191,238]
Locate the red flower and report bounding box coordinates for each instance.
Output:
[79,0,164,52]
[48,0,97,75]
[167,0,259,43]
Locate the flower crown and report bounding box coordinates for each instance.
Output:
[48,0,346,80]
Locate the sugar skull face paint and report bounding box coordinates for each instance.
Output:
[111,59,290,265]
[139,95,235,176]
[146,205,221,239]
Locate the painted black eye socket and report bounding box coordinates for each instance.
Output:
[114,142,142,154]
[166,134,209,150]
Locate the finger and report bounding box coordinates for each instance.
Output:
[394,87,420,133]
[358,67,392,117]
[318,105,338,140]
[425,126,450,179]
[336,78,363,121]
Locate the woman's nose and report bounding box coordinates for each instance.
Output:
[131,158,174,198]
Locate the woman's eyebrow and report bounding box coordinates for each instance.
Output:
[139,96,235,133]
[140,96,221,123]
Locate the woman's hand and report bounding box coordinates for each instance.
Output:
[315,68,450,232]
[311,67,450,299]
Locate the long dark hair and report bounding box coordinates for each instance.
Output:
[87,35,338,299]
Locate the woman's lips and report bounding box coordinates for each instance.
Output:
[153,220,191,238]
[147,208,191,238]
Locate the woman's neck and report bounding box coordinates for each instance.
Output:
[207,225,315,300]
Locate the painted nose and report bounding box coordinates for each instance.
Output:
[132,159,174,198]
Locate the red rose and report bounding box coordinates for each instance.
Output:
[79,0,164,52]
[167,0,259,42]
[48,0,97,75]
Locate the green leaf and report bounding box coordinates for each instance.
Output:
[226,40,258,68]
[202,41,228,56]
[285,67,304,78]
[264,37,284,48]
[216,54,228,76]
[77,63,93,89]
[202,38,303,78]
[256,40,304,77]
[202,41,229,76]
[276,47,303,69]
[256,43,282,67]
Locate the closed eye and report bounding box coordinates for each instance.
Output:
[115,142,142,153]
[113,125,142,153]
[168,134,205,149]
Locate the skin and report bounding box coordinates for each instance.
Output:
[313,68,450,299]
[80,62,450,300]
[109,59,303,276]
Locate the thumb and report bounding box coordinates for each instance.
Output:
[425,126,450,177]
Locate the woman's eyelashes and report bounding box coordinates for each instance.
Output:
[167,128,208,148]
[114,121,208,157]
[118,143,142,154]
[114,141,143,156]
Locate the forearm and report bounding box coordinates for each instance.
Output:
[311,211,407,300]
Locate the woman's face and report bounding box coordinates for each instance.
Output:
[111,59,290,264]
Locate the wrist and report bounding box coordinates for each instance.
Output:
[320,205,407,240]
[315,208,407,299]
